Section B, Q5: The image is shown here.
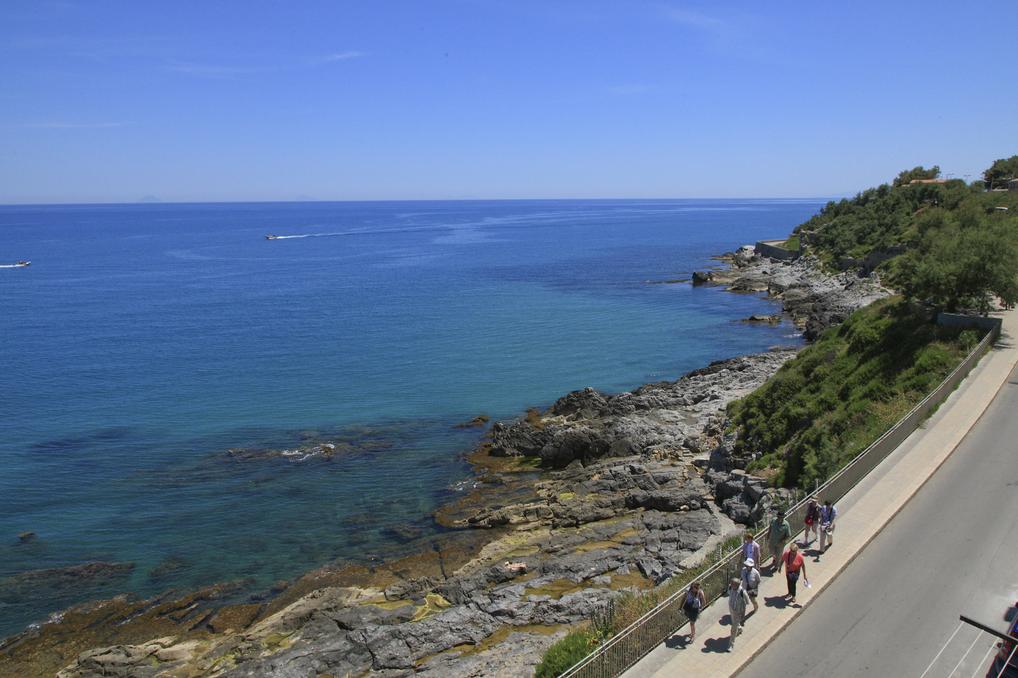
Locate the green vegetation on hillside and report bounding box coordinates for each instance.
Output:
[892,165,941,187]
[728,298,983,488]
[795,156,1018,312]
[984,156,1018,190]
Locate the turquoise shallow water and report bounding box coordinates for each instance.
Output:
[0,199,819,636]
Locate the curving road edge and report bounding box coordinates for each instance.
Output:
[624,306,1018,678]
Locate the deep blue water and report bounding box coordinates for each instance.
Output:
[0,199,820,636]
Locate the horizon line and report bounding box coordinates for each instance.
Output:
[0,195,841,208]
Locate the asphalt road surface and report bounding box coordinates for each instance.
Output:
[739,364,1018,678]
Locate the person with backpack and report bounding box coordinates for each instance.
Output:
[727,577,752,650]
[803,496,820,545]
[682,580,707,642]
[741,557,761,614]
[767,510,791,572]
[777,543,808,603]
[818,499,838,554]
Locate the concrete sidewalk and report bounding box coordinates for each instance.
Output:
[625,307,1018,678]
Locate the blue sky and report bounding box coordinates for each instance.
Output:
[2,1,1016,203]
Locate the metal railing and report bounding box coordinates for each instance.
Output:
[559,318,1001,678]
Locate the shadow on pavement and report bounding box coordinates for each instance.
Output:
[702,637,729,653]
[764,595,789,609]
[664,634,689,650]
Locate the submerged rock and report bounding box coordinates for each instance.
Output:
[0,562,135,603]
[454,415,491,429]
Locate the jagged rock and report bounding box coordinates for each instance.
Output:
[722,496,753,525]
[744,314,780,324]
[691,270,714,285]
[488,420,552,457]
[550,387,610,420]
[538,427,610,468]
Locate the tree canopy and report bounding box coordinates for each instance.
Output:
[983,155,1018,189]
[795,158,1018,313]
[892,165,940,187]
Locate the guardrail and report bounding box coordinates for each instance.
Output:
[559,316,1002,678]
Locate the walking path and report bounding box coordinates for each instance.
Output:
[624,307,1018,678]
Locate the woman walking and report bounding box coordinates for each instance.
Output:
[741,558,761,614]
[742,531,761,566]
[682,580,707,642]
[777,543,808,603]
[803,496,820,545]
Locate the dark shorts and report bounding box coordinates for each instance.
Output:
[684,605,700,622]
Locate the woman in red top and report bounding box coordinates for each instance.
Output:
[777,543,808,603]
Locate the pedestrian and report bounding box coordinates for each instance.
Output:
[682,580,707,642]
[818,499,838,553]
[727,577,751,651]
[741,558,761,614]
[767,510,791,572]
[803,496,820,545]
[742,530,761,566]
[777,543,808,603]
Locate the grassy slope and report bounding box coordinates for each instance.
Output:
[728,297,983,488]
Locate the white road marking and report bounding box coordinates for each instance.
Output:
[919,621,966,678]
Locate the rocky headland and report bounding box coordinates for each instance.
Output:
[1,249,888,678]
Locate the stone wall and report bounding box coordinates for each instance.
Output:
[754,239,799,261]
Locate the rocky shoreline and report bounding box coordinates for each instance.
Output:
[1,249,887,678]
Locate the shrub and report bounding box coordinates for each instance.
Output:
[534,628,596,678]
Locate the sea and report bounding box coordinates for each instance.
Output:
[0,198,822,637]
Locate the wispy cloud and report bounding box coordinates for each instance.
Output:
[18,121,130,129]
[664,7,724,30]
[320,51,365,63]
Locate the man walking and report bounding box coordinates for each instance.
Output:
[767,510,791,572]
[727,578,751,651]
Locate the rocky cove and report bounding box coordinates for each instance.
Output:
[0,250,887,678]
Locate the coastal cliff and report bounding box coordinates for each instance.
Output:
[2,252,887,678]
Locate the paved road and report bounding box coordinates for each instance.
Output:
[739,364,1018,678]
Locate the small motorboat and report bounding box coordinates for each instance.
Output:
[265,234,279,240]
[15,260,30,267]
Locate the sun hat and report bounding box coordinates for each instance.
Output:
[744,558,755,567]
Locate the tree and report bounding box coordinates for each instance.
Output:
[890,207,1018,312]
[892,165,941,187]
[982,155,1018,190]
